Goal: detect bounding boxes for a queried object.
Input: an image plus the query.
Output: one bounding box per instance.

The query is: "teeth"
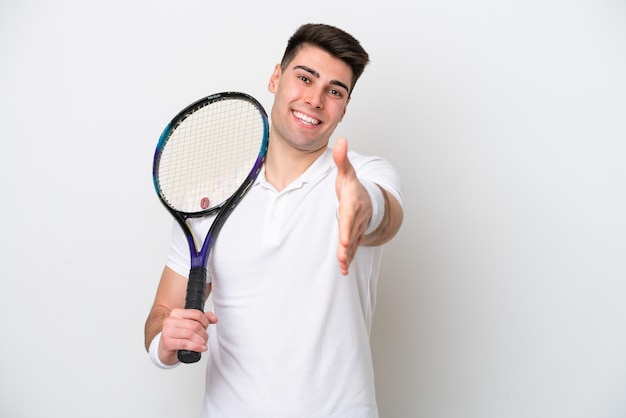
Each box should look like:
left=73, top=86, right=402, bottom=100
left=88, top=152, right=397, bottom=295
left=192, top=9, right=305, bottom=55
left=294, top=111, right=320, bottom=125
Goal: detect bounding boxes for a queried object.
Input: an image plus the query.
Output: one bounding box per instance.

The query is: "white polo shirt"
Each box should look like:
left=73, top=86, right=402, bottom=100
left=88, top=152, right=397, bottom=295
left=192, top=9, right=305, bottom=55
left=166, top=148, right=403, bottom=418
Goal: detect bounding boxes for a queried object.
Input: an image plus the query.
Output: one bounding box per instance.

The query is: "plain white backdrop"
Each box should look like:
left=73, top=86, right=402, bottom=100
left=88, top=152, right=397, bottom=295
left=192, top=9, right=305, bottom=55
left=1, top=1, right=625, bottom=417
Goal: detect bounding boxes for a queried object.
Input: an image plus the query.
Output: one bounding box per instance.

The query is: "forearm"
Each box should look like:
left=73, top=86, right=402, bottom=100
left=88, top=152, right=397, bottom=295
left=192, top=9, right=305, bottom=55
left=362, top=185, right=403, bottom=247
left=144, top=266, right=190, bottom=351
left=144, top=304, right=170, bottom=352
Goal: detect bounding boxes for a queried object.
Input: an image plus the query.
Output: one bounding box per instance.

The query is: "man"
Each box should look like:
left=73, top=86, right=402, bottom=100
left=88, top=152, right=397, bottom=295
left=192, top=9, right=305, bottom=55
left=145, top=23, right=404, bottom=417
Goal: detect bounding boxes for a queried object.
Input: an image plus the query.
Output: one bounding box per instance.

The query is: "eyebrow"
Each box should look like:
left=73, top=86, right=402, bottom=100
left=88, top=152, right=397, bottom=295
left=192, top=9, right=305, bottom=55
left=293, top=65, right=351, bottom=94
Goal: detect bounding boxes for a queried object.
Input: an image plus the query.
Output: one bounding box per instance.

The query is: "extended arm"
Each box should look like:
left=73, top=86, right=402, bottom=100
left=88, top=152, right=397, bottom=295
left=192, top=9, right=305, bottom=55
left=333, top=137, right=404, bottom=275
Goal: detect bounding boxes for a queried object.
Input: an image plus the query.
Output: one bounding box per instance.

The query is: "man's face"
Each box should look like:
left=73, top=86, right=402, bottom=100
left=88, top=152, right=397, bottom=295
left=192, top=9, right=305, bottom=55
left=267, top=44, right=353, bottom=154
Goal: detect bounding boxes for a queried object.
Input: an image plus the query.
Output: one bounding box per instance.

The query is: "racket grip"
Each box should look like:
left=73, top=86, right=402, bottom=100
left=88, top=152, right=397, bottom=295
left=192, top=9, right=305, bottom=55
left=178, top=266, right=207, bottom=364
left=184, top=266, right=207, bottom=311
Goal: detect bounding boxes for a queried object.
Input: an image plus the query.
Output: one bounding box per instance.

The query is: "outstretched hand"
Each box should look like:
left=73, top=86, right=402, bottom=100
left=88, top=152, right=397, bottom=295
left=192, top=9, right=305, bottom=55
left=333, top=137, right=372, bottom=275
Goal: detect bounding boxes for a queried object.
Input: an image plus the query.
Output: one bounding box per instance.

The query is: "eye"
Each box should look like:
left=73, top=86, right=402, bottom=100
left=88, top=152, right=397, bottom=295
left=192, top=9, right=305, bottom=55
left=298, top=75, right=311, bottom=84
left=328, top=89, right=343, bottom=98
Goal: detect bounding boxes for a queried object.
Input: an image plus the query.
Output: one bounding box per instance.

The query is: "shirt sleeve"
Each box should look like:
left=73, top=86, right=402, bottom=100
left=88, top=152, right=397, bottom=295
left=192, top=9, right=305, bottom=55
left=165, top=221, right=192, bottom=278
left=350, top=151, right=405, bottom=210
left=165, top=215, right=217, bottom=282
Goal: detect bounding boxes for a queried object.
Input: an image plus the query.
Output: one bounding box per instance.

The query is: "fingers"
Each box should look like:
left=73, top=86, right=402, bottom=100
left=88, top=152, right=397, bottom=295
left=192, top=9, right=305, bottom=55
left=161, top=308, right=218, bottom=356
left=333, top=137, right=372, bottom=275
left=336, top=210, right=367, bottom=275
left=336, top=231, right=364, bottom=275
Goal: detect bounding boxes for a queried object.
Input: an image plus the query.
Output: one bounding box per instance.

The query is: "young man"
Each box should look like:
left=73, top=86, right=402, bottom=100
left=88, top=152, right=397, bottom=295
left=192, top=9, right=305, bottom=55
left=145, top=23, right=404, bottom=417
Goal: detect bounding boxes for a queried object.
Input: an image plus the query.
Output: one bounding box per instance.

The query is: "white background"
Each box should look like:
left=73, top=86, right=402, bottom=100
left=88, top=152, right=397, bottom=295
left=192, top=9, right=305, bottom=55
left=1, top=1, right=625, bottom=417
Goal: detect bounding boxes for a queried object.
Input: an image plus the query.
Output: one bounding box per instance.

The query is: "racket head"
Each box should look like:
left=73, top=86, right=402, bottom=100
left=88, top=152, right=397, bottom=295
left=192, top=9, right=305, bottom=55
left=153, top=92, right=269, bottom=218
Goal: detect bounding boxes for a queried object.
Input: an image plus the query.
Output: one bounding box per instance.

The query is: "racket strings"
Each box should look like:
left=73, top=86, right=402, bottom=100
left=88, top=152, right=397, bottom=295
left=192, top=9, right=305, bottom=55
left=158, top=99, right=265, bottom=213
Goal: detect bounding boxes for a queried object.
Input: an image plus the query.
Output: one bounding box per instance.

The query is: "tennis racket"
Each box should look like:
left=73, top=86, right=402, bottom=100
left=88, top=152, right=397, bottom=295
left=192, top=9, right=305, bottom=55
left=153, top=91, right=269, bottom=363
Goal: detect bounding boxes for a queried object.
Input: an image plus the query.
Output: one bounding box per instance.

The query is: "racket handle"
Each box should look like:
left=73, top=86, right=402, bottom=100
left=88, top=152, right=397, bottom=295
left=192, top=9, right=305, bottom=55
left=178, top=266, right=207, bottom=364
left=184, top=266, right=207, bottom=311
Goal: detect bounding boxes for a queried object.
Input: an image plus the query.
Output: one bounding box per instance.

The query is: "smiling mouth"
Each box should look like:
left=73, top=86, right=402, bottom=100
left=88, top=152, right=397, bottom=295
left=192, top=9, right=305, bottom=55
left=293, top=111, right=320, bottom=126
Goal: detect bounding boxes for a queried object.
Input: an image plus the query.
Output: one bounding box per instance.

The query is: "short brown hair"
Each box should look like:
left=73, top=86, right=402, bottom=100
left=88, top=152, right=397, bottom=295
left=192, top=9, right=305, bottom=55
left=280, top=23, right=370, bottom=95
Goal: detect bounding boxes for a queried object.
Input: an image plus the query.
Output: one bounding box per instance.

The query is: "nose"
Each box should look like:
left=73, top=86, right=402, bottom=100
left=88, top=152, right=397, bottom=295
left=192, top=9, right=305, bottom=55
left=304, top=89, right=324, bottom=109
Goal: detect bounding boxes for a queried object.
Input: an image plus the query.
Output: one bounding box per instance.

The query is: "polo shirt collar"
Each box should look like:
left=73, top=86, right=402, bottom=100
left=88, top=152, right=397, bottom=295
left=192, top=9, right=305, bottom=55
left=256, top=147, right=334, bottom=191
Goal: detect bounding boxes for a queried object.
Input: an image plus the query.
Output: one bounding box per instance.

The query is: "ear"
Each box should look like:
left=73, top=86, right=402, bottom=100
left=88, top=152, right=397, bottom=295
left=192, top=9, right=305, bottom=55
left=267, top=64, right=282, bottom=94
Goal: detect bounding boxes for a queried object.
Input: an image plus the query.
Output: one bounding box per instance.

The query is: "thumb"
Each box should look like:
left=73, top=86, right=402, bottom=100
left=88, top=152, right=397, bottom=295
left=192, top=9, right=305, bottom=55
left=332, top=137, right=350, bottom=176
left=205, top=311, right=219, bottom=325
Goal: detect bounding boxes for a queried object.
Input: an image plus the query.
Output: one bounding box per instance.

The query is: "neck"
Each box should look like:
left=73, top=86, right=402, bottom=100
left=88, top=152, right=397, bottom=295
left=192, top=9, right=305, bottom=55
left=263, top=140, right=327, bottom=191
